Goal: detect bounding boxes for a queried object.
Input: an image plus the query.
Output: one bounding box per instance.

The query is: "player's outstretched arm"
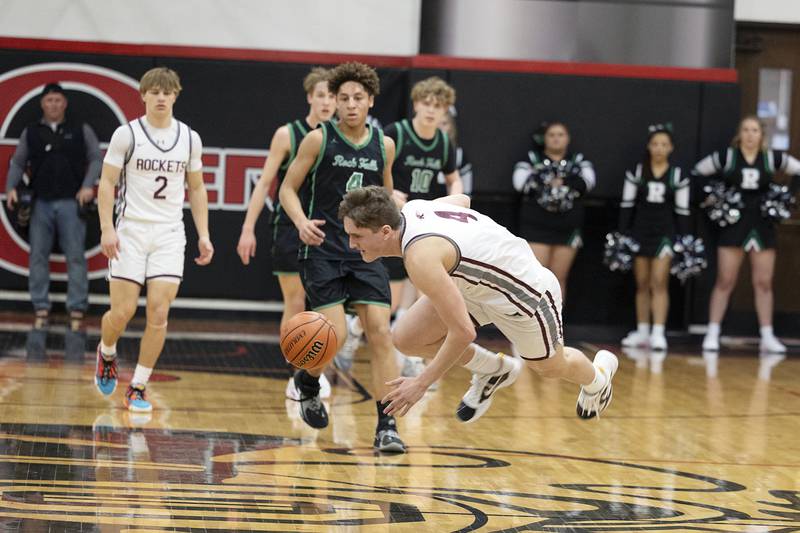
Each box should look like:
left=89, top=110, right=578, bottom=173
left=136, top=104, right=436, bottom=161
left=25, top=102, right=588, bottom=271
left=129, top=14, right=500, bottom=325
left=279, top=130, right=325, bottom=246
left=237, top=126, right=291, bottom=265
left=98, top=163, right=122, bottom=260
left=433, top=193, right=471, bottom=208
left=382, top=237, right=475, bottom=417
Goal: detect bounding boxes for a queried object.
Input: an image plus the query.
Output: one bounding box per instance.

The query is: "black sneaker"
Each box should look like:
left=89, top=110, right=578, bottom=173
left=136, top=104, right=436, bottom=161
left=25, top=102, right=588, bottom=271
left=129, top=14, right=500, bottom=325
left=291, top=371, right=329, bottom=429
left=374, top=417, right=406, bottom=453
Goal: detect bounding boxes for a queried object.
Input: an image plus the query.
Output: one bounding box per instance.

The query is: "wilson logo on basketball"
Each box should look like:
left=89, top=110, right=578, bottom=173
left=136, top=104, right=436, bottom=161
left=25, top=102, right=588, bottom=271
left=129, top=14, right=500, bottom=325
left=298, top=340, right=325, bottom=366
left=0, top=62, right=267, bottom=280
left=283, top=331, right=306, bottom=353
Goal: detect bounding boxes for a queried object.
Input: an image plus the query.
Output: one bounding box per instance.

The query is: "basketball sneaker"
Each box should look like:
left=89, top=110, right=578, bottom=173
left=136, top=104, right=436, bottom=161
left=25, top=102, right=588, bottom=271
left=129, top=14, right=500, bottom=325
left=374, top=417, right=405, bottom=453
left=124, top=384, right=152, bottom=413
left=285, top=373, right=331, bottom=399
left=94, top=343, right=118, bottom=396
left=621, top=330, right=649, bottom=348
left=649, top=333, right=667, bottom=351
left=401, top=355, right=425, bottom=378
left=576, top=350, right=618, bottom=419
left=333, top=332, right=359, bottom=372
left=289, top=370, right=329, bottom=429
left=456, top=354, right=522, bottom=424
left=702, top=332, right=720, bottom=351
left=759, top=335, right=786, bottom=354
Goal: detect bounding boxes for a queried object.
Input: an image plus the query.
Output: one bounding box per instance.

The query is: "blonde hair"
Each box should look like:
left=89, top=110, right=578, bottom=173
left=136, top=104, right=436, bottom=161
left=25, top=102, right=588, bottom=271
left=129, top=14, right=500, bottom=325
left=411, top=76, right=456, bottom=107
left=139, top=67, right=182, bottom=96
left=303, top=67, right=329, bottom=95
left=731, top=115, right=766, bottom=149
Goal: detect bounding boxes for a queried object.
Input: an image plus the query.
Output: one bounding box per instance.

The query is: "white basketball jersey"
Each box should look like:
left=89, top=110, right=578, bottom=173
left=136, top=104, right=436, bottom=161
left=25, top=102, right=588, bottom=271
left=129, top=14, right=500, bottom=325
left=118, top=118, right=192, bottom=223
left=400, top=199, right=548, bottom=311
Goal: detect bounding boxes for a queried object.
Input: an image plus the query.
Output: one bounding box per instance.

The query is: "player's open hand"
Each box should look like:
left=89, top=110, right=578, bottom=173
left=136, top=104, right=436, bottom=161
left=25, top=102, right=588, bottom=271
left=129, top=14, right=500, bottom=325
left=382, top=376, right=429, bottom=417
left=195, top=236, right=214, bottom=265
left=100, top=228, right=120, bottom=260
left=299, top=219, right=325, bottom=246
left=237, top=228, right=256, bottom=265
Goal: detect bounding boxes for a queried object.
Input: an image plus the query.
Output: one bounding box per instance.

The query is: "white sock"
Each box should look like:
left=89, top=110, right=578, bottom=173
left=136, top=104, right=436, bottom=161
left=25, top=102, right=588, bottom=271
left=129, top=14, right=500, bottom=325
left=637, top=322, right=650, bottom=335
left=131, top=365, right=153, bottom=388
left=760, top=325, right=774, bottom=339
left=651, top=324, right=665, bottom=337
left=706, top=323, right=721, bottom=338
left=463, top=344, right=504, bottom=374
left=100, top=341, right=117, bottom=359
left=394, top=308, right=406, bottom=321
left=582, top=365, right=608, bottom=395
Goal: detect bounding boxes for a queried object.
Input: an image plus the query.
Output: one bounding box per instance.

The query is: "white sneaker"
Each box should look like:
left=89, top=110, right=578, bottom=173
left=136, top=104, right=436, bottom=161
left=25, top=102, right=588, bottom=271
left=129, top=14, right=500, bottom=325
left=702, top=333, right=720, bottom=351
left=401, top=355, right=425, bottom=378
left=576, top=350, right=619, bottom=420
left=285, top=373, right=331, bottom=399
left=333, top=332, right=360, bottom=372
left=347, top=314, right=364, bottom=337
left=759, top=335, right=786, bottom=354
left=456, top=354, right=522, bottom=423
left=649, top=333, right=667, bottom=351
left=621, top=330, right=649, bottom=348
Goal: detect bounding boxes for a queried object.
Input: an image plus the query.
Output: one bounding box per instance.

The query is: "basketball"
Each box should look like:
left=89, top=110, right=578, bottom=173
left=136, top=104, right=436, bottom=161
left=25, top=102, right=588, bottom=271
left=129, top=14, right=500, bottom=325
left=280, top=311, right=338, bottom=370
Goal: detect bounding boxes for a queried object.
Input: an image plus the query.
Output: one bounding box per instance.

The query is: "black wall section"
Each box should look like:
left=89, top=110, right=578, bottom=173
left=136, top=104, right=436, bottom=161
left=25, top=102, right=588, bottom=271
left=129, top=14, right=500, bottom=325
left=0, top=50, right=739, bottom=328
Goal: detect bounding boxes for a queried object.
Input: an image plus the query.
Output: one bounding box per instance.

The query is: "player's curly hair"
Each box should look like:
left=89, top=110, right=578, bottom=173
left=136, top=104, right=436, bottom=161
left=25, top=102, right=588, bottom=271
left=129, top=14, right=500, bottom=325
left=339, top=186, right=402, bottom=230
left=328, top=62, right=381, bottom=96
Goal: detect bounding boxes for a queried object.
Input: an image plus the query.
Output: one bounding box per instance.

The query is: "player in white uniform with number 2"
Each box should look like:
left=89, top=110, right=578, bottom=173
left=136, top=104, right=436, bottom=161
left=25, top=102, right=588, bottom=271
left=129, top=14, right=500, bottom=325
left=95, top=67, right=213, bottom=413
left=339, top=185, right=618, bottom=421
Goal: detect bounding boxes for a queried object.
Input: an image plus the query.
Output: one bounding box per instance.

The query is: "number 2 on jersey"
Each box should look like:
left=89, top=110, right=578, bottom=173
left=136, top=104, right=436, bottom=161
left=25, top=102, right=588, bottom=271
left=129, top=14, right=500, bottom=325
left=345, top=172, right=364, bottom=192
left=153, top=175, right=168, bottom=199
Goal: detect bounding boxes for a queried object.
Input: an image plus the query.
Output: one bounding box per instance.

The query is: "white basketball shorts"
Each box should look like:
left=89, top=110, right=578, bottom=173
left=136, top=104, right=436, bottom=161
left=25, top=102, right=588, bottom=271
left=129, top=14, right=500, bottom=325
left=465, top=268, right=564, bottom=360
left=108, top=218, right=186, bottom=286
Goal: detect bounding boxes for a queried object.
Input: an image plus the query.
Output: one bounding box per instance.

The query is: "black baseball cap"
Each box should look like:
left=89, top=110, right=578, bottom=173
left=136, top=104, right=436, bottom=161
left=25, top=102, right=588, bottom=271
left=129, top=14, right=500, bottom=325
left=40, top=83, right=66, bottom=98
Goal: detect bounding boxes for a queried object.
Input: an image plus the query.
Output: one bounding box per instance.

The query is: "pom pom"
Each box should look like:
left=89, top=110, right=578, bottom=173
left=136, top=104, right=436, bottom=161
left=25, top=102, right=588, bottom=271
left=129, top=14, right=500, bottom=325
left=701, top=180, right=744, bottom=227
left=529, top=159, right=580, bottom=213
left=670, top=234, right=707, bottom=283
left=603, top=231, right=640, bottom=273
left=760, top=183, right=796, bottom=222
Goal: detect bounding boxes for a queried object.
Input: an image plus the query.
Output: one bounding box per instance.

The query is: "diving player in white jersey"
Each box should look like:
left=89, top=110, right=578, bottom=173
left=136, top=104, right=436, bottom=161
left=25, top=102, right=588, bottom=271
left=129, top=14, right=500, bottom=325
left=338, top=185, right=618, bottom=420
left=95, top=67, right=214, bottom=413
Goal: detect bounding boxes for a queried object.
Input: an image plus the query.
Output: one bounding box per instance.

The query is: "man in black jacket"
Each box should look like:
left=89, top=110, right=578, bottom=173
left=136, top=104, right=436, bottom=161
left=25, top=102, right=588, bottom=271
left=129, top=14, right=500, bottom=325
left=5, top=83, right=101, bottom=330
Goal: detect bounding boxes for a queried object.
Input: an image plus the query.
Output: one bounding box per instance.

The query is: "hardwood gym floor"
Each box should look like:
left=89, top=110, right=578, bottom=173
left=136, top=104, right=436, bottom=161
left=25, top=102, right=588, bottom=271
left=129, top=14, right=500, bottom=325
left=0, top=312, right=797, bottom=532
